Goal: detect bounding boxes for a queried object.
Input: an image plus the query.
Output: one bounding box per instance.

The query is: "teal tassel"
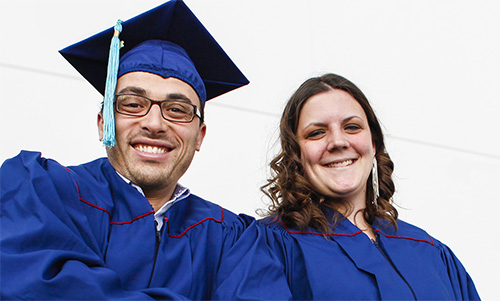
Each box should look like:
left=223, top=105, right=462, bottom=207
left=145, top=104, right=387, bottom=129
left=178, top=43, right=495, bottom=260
left=102, top=20, right=124, bottom=148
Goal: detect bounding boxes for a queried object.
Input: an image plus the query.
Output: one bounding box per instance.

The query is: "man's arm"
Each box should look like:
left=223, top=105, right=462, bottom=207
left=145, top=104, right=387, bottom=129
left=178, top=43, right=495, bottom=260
left=0, top=151, right=186, bottom=299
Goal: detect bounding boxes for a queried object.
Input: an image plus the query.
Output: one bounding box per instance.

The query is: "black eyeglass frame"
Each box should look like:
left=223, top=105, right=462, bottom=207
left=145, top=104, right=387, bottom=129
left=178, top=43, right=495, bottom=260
left=114, top=93, right=203, bottom=123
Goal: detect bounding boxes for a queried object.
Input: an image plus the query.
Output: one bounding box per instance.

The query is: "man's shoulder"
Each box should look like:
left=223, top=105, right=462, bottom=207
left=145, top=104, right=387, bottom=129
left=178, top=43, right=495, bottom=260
left=2, top=150, right=118, bottom=203
left=1, top=151, right=100, bottom=219
left=1, top=151, right=109, bottom=179
left=164, top=193, right=246, bottom=237
left=2, top=151, right=75, bottom=185
left=67, top=157, right=110, bottom=177
left=171, top=193, right=240, bottom=222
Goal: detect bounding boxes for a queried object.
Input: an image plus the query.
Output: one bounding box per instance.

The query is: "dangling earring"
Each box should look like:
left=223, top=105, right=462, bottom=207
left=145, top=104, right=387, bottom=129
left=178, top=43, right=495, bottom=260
left=372, top=156, right=380, bottom=206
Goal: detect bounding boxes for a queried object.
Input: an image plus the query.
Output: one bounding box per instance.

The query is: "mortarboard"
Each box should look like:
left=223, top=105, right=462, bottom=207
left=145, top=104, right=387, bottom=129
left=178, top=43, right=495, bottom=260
left=59, top=0, right=249, bottom=147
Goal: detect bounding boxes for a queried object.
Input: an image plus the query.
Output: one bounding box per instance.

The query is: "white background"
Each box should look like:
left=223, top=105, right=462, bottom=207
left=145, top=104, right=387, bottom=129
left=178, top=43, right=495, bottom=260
left=1, top=0, right=499, bottom=299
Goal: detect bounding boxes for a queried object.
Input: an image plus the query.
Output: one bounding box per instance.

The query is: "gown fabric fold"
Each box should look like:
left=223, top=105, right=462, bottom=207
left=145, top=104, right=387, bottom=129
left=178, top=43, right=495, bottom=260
left=215, top=212, right=480, bottom=300
left=1, top=151, right=250, bottom=299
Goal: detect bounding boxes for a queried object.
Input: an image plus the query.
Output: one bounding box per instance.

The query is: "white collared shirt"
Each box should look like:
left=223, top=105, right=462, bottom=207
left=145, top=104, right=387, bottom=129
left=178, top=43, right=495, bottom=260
left=116, top=172, right=190, bottom=231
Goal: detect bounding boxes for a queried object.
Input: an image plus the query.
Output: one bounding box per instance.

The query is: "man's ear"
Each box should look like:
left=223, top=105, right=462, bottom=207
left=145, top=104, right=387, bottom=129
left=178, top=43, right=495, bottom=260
left=196, top=123, right=207, bottom=152
left=97, top=112, right=104, bottom=141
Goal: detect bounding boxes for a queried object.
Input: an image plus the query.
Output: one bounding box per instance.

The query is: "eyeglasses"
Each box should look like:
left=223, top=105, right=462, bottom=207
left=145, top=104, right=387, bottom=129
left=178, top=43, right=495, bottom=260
left=115, top=94, right=202, bottom=123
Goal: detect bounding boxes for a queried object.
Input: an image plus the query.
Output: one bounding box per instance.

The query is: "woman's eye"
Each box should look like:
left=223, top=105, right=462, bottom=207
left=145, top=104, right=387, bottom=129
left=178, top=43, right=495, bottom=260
left=306, top=130, right=324, bottom=138
left=345, top=124, right=362, bottom=131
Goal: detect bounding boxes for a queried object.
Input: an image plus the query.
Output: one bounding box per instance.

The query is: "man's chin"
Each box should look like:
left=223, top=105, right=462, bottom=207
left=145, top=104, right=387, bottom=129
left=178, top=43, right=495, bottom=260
left=129, top=168, right=173, bottom=187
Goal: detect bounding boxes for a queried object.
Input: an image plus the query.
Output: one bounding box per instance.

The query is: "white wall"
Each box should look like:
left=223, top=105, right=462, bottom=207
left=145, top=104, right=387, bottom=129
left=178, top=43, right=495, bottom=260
left=1, top=0, right=498, bottom=298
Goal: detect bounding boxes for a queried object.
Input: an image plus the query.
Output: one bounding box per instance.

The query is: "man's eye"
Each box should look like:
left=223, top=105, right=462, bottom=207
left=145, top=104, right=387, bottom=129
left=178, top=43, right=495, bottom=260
left=168, top=107, right=188, bottom=113
left=123, top=102, right=142, bottom=108
left=117, top=95, right=148, bottom=113
left=164, top=103, right=190, bottom=114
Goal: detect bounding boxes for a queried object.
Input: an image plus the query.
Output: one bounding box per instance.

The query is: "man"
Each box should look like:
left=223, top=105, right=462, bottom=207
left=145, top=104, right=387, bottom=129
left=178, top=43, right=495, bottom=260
left=0, top=1, right=250, bottom=299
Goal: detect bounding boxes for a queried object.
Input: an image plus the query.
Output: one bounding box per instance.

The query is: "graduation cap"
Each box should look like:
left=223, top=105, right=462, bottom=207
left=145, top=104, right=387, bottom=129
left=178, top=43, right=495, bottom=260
left=59, top=0, right=249, bottom=147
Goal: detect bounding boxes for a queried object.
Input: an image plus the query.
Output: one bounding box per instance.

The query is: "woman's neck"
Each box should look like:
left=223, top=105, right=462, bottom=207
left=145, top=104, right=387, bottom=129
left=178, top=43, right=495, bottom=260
left=337, top=198, right=376, bottom=241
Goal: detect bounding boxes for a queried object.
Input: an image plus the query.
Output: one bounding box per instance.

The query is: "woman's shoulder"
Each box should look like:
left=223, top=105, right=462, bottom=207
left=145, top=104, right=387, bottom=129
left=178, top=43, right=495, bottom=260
left=258, top=216, right=289, bottom=235
left=258, top=216, right=327, bottom=240
left=390, top=219, right=434, bottom=241
left=374, top=218, right=442, bottom=247
left=389, top=219, right=480, bottom=299
left=377, top=218, right=457, bottom=253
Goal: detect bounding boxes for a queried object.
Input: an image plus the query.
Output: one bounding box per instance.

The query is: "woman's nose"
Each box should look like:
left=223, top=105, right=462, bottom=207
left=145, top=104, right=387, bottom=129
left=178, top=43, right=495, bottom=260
left=327, top=132, right=349, bottom=151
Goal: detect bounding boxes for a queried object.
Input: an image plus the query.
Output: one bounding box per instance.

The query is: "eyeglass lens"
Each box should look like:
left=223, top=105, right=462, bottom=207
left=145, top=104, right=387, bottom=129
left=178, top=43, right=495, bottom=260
left=116, top=94, right=196, bottom=122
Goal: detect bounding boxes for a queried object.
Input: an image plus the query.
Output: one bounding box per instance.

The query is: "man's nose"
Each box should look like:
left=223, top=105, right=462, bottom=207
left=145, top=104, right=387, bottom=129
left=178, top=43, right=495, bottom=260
left=141, top=104, right=167, bottom=133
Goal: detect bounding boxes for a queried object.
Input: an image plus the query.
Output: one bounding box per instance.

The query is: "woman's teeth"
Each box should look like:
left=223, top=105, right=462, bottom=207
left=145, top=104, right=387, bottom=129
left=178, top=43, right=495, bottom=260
left=326, top=159, right=354, bottom=168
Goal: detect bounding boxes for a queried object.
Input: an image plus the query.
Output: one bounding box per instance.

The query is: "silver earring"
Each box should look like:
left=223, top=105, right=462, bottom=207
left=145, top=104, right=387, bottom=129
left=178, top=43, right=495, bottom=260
left=372, top=157, right=380, bottom=206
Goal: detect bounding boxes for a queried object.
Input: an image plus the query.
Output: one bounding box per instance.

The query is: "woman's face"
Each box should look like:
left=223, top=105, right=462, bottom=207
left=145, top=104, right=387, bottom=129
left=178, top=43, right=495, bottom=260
left=296, top=89, right=375, bottom=205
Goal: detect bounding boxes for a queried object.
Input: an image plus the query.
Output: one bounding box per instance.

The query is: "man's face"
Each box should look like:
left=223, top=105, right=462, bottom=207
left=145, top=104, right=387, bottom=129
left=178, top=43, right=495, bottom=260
left=98, top=71, right=206, bottom=195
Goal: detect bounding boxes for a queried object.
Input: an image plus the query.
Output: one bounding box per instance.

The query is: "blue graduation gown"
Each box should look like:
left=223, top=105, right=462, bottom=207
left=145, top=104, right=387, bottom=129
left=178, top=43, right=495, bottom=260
left=1, top=151, right=250, bottom=299
left=215, top=214, right=480, bottom=300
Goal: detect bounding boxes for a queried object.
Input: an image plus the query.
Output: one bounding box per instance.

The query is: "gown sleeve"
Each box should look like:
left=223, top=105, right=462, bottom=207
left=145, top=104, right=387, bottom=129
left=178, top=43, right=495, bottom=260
left=213, top=219, right=293, bottom=300
left=0, top=151, right=187, bottom=300
left=435, top=238, right=480, bottom=300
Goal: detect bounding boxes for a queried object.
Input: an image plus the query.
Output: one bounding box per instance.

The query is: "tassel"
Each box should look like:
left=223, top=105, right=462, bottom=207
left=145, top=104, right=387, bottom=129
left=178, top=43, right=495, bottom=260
left=102, top=20, right=124, bottom=148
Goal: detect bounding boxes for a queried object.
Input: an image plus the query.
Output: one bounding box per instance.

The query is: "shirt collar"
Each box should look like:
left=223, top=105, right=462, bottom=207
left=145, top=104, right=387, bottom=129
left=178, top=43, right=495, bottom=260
left=115, top=172, right=146, bottom=196
left=115, top=171, right=191, bottom=230
left=154, top=184, right=190, bottom=220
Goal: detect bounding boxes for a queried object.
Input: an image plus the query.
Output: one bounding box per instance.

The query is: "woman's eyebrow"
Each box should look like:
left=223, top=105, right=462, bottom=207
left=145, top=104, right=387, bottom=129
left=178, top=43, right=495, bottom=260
left=302, top=115, right=364, bottom=129
left=343, top=115, right=363, bottom=123
left=303, top=122, right=328, bottom=128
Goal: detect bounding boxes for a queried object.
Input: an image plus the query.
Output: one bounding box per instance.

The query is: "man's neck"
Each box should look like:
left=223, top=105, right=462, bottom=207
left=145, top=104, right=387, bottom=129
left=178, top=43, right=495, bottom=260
left=143, top=185, right=176, bottom=212
left=115, top=171, right=177, bottom=212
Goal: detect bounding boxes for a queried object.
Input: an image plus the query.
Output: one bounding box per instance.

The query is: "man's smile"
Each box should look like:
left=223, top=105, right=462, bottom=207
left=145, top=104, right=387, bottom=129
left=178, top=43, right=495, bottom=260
left=133, top=144, right=171, bottom=154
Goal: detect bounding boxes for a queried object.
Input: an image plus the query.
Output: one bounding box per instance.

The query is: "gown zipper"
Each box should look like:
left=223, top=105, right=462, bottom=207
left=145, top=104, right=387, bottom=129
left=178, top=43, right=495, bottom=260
left=373, top=233, right=417, bottom=300
left=148, top=220, right=162, bottom=287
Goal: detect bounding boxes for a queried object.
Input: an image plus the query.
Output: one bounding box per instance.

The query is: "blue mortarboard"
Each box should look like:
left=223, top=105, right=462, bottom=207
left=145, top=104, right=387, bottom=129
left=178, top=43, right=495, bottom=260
left=59, top=0, right=249, bottom=147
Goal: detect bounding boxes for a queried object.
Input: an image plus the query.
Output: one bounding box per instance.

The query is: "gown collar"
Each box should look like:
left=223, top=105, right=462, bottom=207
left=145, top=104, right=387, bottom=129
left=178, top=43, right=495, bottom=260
left=265, top=207, right=432, bottom=244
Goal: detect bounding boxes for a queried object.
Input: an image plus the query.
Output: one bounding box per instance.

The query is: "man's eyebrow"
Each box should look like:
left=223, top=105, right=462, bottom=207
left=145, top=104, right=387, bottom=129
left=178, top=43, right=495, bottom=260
left=117, top=86, right=147, bottom=95
left=165, top=93, right=194, bottom=103
left=116, top=87, right=194, bottom=103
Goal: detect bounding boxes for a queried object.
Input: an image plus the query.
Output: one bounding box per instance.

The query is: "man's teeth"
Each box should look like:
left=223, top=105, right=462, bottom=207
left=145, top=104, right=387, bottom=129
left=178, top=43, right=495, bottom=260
left=135, top=145, right=167, bottom=154
left=327, top=160, right=354, bottom=168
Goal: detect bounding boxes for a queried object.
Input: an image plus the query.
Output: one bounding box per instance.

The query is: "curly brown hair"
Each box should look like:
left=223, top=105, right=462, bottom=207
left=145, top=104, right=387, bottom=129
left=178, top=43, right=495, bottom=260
left=262, top=73, right=397, bottom=233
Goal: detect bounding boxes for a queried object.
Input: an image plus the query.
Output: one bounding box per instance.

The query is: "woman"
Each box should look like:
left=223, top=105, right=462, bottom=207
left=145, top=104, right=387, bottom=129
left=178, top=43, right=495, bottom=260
left=214, top=73, right=479, bottom=300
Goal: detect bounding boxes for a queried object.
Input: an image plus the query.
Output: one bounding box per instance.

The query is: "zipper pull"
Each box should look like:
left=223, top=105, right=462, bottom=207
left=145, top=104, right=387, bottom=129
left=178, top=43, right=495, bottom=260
left=154, top=220, right=162, bottom=243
